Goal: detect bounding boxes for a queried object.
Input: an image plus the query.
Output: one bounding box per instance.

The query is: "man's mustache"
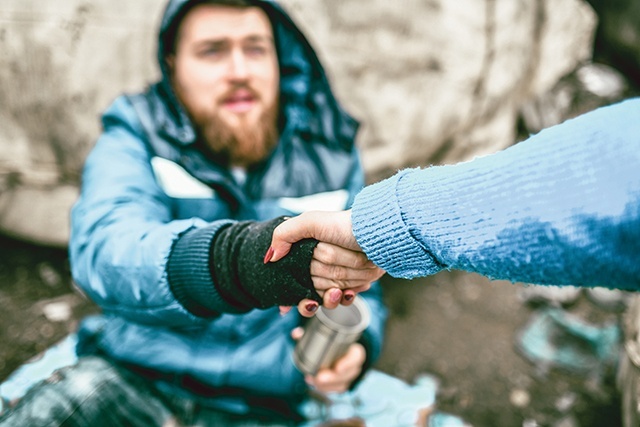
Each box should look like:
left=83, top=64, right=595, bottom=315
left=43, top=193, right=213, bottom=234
left=219, top=83, right=260, bottom=102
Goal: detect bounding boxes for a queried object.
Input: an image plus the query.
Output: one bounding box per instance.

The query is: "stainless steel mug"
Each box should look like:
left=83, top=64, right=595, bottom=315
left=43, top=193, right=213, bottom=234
left=293, top=295, right=371, bottom=376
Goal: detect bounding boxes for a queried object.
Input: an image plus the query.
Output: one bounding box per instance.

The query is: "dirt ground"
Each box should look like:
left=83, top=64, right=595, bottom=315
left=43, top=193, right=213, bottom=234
left=0, top=235, right=99, bottom=380
left=0, top=232, right=626, bottom=426
left=377, top=273, right=624, bottom=426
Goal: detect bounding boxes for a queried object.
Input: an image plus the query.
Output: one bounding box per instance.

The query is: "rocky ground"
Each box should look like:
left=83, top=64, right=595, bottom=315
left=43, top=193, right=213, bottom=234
left=377, top=272, right=625, bottom=426
left=0, top=232, right=628, bottom=426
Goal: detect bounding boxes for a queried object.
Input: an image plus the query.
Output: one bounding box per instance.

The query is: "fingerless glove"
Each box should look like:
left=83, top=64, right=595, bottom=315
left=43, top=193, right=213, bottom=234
left=210, top=217, right=322, bottom=311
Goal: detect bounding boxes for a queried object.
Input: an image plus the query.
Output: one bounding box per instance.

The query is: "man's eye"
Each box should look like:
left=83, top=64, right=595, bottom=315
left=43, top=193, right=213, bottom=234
left=200, top=47, right=223, bottom=57
left=246, top=45, right=267, bottom=56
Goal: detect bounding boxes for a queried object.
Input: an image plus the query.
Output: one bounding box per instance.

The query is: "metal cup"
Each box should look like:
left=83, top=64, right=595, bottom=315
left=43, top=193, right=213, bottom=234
left=293, top=295, right=371, bottom=376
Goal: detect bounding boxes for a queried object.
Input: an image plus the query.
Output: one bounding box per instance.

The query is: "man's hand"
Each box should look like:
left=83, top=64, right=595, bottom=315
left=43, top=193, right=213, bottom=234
left=310, top=241, right=383, bottom=297
left=278, top=241, right=383, bottom=316
left=292, top=327, right=366, bottom=393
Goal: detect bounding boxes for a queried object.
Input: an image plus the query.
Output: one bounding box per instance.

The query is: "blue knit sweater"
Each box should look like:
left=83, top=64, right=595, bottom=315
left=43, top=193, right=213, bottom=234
left=352, top=98, right=640, bottom=290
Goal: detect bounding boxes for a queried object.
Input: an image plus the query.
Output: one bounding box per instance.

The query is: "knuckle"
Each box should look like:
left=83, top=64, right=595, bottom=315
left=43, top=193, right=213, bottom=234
left=351, top=254, right=367, bottom=268
left=324, top=245, right=339, bottom=263
left=330, top=265, right=347, bottom=281
left=314, top=244, right=332, bottom=264
left=272, top=223, right=284, bottom=238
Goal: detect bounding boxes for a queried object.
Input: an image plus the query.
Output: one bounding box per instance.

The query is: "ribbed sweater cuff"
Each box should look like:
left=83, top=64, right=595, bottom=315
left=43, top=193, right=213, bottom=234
left=352, top=169, right=442, bottom=279
left=167, top=220, right=246, bottom=317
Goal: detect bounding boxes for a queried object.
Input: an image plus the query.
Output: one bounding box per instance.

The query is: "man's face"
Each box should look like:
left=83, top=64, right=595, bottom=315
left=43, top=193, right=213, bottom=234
left=169, top=4, right=280, bottom=166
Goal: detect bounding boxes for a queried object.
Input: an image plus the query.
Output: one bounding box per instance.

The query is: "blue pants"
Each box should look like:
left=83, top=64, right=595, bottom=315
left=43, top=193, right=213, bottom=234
left=0, top=356, right=296, bottom=427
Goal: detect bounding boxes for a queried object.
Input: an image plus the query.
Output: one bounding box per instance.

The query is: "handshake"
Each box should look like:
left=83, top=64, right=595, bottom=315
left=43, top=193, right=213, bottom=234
left=209, top=210, right=383, bottom=317
left=264, top=210, right=383, bottom=317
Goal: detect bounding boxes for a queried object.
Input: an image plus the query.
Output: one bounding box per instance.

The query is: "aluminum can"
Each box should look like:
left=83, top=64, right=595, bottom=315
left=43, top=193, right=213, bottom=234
left=293, top=295, right=370, bottom=376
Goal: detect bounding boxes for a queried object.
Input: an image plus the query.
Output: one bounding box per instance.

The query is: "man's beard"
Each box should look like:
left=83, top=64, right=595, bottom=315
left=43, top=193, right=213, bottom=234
left=195, top=99, right=279, bottom=168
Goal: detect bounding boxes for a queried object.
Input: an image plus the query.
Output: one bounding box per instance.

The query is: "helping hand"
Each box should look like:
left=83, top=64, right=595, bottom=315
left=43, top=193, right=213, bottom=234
left=268, top=210, right=362, bottom=260
left=269, top=211, right=384, bottom=317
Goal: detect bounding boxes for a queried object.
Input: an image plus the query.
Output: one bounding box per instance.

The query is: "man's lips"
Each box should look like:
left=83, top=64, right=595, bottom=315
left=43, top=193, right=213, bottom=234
left=222, top=89, right=257, bottom=113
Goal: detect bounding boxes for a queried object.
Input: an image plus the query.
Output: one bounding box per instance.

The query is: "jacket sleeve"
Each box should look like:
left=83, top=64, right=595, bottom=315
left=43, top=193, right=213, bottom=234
left=69, top=97, right=229, bottom=327
left=352, top=98, right=640, bottom=290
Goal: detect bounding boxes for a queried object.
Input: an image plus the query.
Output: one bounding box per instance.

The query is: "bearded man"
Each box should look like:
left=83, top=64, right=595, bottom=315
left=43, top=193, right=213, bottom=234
left=0, top=0, right=386, bottom=426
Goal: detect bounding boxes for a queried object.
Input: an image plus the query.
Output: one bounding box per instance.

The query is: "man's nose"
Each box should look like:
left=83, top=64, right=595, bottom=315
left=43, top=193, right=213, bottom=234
left=228, top=49, right=249, bottom=80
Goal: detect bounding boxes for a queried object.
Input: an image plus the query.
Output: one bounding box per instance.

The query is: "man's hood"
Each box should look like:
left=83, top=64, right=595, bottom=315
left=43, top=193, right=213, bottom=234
left=154, top=0, right=358, bottom=152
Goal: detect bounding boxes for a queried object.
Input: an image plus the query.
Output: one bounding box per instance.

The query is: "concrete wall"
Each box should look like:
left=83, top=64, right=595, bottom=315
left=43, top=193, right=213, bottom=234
left=0, top=0, right=596, bottom=246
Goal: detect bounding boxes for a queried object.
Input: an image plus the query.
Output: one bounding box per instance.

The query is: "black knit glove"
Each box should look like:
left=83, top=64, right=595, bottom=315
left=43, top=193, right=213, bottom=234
left=210, top=216, right=323, bottom=311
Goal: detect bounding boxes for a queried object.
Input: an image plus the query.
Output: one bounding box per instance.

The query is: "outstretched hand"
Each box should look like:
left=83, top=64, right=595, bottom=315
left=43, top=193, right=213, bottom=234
left=267, top=210, right=385, bottom=316
left=268, top=210, right=361, bottom=261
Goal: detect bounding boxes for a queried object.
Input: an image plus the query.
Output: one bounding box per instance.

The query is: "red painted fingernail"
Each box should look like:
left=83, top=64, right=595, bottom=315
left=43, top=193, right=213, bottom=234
left=263, top=247, right=274, bottom=264
left=305, top=303, right=318, bottom=313
left=344, top=293, right=354, bottom=302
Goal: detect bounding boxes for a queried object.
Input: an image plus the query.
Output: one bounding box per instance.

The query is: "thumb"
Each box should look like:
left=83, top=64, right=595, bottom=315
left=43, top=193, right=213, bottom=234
left=290, top=326, right=304, bottom=341
left=267, top=210, right=359, bottom=263
left=267, top=212, right=325, bottom=262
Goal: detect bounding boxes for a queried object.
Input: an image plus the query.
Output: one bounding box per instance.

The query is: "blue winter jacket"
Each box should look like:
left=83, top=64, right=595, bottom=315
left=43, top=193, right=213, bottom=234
left=69, top=0, right=386, bottom=419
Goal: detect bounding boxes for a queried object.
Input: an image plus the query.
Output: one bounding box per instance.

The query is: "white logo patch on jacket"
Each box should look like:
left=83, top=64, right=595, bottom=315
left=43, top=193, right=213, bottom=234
left=278, top=190, right=349, bottom=213
left=151, top=157, right=215, bottom=198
